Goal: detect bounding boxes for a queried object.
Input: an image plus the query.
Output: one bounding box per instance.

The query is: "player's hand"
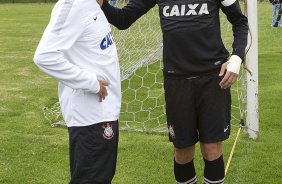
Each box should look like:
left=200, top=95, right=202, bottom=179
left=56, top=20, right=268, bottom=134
left=98, top=80, right=108, bottom=102
left=96, top=0, right=104, bottom=6
left=219, top=55, right=242, bottom=89
left=219, top=63, right=238, bottom=89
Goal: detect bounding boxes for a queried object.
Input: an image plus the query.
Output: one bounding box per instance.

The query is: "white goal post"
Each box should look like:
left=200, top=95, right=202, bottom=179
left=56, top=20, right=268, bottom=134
left=246, top=0, right=259, bottom=140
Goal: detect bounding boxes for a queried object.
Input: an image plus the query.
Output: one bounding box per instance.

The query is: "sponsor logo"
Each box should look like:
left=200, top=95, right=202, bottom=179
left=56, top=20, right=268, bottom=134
left=100, top=32, right=114, bottom=50
left=93, top=16, right=97, bottom=21
left=168, top=124, right=175, bottom=139
left=163, top=3, right=209, bottom=17
left=167, top=70, right=175, bottom=73
left=102, top=123, right=114, bottom=140
left=186, top=76, right=200, bottom=80
left=214, top=61, right=222, bottom=66
left=224, top=125, right=229, bottom=132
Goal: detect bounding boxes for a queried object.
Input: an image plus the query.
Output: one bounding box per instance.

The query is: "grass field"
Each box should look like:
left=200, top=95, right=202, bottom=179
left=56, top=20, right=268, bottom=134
left=0, top=2, right=282, bottom=184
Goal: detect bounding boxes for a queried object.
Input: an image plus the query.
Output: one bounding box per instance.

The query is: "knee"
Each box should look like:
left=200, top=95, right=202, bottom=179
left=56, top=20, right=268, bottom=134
left=174, top=145, right=195, bottom=164
left=200, top=142, right=223, bottom=161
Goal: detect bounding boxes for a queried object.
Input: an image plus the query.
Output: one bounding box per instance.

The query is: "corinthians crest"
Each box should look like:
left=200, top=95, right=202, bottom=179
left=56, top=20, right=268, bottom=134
left=102, top=123, right=114, bottom=140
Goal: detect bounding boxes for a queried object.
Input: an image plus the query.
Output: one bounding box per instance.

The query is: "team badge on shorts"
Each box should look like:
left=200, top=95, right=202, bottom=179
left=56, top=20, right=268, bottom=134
left=102, top=123, right=114, bottom=140
left=168, top=124, right=175, bottom=139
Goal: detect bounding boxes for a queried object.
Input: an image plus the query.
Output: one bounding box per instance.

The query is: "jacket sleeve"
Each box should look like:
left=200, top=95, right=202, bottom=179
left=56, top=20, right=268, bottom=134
left=219, top=0, right=248, bottom=62
left=101, top=0, right=156, bottom=30
left=34, top=3, right=100, bottom=94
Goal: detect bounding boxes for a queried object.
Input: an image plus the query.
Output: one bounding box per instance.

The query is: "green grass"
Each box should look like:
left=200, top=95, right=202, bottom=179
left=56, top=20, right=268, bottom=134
left=0, top=2, right=282, bottom=184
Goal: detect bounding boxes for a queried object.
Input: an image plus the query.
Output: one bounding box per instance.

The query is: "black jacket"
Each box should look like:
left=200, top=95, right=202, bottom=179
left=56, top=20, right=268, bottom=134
left=269, top=0, right=282, bottom=4
left=102, top=0, right=248, bottom=77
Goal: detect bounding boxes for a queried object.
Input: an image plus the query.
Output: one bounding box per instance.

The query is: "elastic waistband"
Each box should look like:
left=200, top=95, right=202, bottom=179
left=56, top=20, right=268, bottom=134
left=163, top=68, right=221, bottom=80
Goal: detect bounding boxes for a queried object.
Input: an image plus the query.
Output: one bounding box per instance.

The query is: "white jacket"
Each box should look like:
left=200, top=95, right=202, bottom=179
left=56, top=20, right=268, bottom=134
left=34, top=0, right=121, bottom=127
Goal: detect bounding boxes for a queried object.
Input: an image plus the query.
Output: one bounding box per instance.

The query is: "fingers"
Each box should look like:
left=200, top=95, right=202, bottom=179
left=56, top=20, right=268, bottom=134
left=98, top=94, right=103, bottom=102
left=98, top=80, right=109, bottom=102
left=100, top=80, right=109, bottom=86
left=219, top=62, right=228, bottom=77
left=219, top=71, right=238, bottom=89
left=98, top=87, right=107, bottom=102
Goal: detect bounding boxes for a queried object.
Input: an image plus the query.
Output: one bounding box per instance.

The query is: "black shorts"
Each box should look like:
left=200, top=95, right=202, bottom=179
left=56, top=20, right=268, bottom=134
left=164, top=73, right=231, bottom=149
left=68, top=121, right=119, bottom=184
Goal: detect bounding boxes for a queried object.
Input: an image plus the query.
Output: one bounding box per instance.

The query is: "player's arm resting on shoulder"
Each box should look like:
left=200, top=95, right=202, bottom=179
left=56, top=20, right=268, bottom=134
left=100, top=0, right=156, bottom=30
left=34, top=4, right=101, bottom=95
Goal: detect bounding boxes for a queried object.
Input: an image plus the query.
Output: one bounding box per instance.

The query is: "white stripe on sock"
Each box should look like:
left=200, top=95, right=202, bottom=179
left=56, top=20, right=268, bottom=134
left=177, top=176, right=197, bottom=184
left=190, top=178, right=197, bottom=184
left=204, top=177, right=225, bottom=184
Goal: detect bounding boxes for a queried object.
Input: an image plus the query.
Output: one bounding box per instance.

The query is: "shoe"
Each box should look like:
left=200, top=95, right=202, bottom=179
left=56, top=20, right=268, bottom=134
left=273, top=23, right=279, bottom=27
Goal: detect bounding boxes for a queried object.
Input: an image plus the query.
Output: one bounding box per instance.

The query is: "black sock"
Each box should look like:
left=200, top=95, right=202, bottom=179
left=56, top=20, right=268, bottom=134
left=203, top=155, right=225, bottom=184
left=174, top=158, right=197, bottom=183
